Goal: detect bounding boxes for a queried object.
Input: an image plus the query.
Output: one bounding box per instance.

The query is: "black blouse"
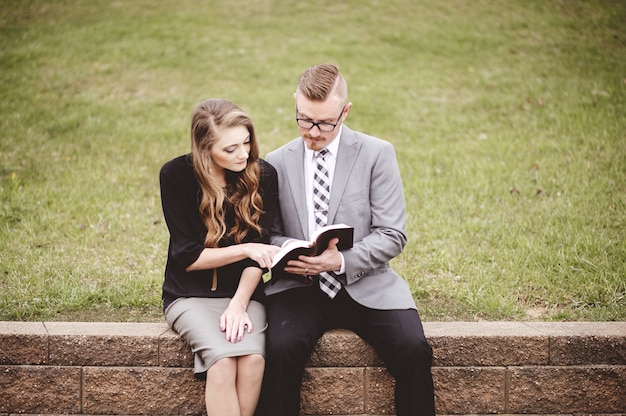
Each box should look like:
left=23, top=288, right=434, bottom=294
left=159, top=154, right=278, bottom=311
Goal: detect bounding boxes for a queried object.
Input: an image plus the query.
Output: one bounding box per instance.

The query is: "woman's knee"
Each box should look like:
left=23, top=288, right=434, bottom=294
left=239, top=353, right=265, bottom=371
left=207, top=357, right=237, bottom=384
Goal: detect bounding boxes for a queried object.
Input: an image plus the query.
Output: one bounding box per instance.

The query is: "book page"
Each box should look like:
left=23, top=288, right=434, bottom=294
left=270, top=239, right=311, bottom=268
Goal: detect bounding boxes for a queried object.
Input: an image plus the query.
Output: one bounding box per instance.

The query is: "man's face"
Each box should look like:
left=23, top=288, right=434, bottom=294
left=295, top=94, right=349, bottom=152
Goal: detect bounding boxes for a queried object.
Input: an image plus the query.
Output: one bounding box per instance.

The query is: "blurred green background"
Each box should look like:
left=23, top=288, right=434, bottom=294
left=1, top=0, right=624, bottom=321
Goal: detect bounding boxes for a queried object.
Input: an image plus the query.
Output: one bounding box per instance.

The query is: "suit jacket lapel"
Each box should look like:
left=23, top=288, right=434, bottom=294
left=283, top=139, right=309, bottom=239
left=328, top=126, right=360, bottom=224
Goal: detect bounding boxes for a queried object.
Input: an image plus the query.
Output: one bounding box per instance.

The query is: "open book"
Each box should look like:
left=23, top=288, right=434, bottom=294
left=270, top=224, right=354, bottom=281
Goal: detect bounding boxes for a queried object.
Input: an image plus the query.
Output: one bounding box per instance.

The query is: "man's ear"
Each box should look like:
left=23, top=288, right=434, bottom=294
left=343, top=102, right=353, bottom=119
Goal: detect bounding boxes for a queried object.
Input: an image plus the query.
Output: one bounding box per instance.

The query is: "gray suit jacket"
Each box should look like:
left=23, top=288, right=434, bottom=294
left=265, top=125, right=417, bottom=310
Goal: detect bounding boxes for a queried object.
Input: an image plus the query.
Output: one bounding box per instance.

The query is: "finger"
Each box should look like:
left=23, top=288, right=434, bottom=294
left=219, top=313, right=227, bottom=332
left=288, top=258, right=314, bottom=268
left=262, top=253, right=273, bottom=268
left=284, top=265, right=310, bottom=275
left=229, top=324, right=240, bottom=343
left=236, top=321, right=247, bottom=342
left=225, top=317, right=235, bottom=342
left=327, top=237, right=339, bottom=249
left=228, top=314, right=243, bottom=342
left=256, top=257, right=267, bottom=269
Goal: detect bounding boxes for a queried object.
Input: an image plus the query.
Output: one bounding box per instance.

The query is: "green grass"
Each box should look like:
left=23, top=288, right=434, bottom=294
left=1, top=0, right=624, bottom=322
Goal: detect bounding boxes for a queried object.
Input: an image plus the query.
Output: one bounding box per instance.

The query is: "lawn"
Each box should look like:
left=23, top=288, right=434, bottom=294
left=0, top=0, right=624, bottom=321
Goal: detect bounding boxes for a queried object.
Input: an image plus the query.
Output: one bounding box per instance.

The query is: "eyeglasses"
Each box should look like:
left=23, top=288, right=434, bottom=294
left=296, top=105, right=346, bottom=132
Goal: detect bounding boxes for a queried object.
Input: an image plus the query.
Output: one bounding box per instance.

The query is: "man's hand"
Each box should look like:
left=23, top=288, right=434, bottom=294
left=285, top=238, right=342, bottom=276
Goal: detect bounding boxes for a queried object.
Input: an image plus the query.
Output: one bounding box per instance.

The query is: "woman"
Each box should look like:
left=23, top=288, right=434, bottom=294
left=159, top=98, right=280, bottom=416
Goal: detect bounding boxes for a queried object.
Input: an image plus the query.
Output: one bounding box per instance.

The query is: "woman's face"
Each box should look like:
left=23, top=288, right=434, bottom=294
left=210, top=125, right=251, bottom=177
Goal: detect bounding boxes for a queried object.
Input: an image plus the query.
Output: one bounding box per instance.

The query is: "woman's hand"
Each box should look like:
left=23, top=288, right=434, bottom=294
left=220, top=300, right=252, bottom=343
left=243, top=243, right=281, bottom=269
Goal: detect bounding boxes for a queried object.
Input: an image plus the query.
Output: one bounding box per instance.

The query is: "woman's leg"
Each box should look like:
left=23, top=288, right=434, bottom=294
left=205, top=357, right=240, bottom=416
left=235, top=354, right=265, bottom=416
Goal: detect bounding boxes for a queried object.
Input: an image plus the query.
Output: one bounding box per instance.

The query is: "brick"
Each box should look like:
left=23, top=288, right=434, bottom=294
left=426, top=322, right=549, bottom=366
left=308, top=329, right=381, bottom=367
left=0, top=321, right=47, bottom=365
left=0, top=365, right=81, bottom=414
left=2, top=321, right=626, bottom=416
left=525, top=322, right=626, bottom=365
left=83, top=366, right=204, bottom=415
left=432, top=367, right=506, bottom=414
left=301, top=367, right=364, bottom=415
left=46, top=322, right=165, bottom=366
left=508, top=365, right=626, bottom=413
left=550, top=335, right=626, bottom=365
left=366, top=366, right=395, bottom=415
left=159, top=327, right=193, bottom=367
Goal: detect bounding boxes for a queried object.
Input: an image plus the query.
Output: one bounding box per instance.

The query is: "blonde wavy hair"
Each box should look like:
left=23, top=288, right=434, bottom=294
left=190, top=98, right=263, bottom=247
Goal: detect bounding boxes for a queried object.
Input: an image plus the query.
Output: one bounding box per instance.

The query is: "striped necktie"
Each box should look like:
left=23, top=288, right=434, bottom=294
left=313, top=148, right=342, bottom=298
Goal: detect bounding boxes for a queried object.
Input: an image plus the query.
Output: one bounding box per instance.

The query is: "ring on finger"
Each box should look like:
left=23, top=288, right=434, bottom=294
left=305, top=268, right=309, bottom=273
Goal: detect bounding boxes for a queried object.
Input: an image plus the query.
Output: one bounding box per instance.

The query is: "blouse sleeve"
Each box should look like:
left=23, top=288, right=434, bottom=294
left=258, top=159, right=279, bottom=244
left=159, top=157, right=206, bottom=269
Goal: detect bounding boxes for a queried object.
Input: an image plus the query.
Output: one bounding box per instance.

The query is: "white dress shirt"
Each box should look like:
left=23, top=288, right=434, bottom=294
left=303, top=125, right=345, bottom=274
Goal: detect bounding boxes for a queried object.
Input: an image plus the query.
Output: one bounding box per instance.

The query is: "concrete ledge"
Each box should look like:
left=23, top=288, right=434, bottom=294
left=1, top=321, right=625, bottom=415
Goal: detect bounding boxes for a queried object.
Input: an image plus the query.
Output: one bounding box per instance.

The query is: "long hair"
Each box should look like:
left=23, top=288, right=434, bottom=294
left=190, top=98, right=263, bottom=247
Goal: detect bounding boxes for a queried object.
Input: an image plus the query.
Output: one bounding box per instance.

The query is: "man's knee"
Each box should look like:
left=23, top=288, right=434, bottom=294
left=408, top=330, right=432, bottom=357
left=387, top=332, right=433, bottom=371
left=266, top=329, right=315, bottom=361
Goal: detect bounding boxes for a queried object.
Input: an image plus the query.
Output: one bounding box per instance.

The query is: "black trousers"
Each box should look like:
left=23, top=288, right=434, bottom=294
left=255, top=284, right=435, bottom=416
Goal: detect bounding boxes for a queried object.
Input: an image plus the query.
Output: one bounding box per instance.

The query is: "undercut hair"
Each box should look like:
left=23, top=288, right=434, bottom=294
left=296, top=63, right=348, bottom=104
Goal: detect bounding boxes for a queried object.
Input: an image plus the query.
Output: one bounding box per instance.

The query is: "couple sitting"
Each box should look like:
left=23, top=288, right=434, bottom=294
left=159, top=63, right=435, bottom=416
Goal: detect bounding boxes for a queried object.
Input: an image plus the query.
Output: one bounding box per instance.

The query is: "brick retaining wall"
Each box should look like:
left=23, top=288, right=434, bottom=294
left=1, top=321, right=625, bottom=415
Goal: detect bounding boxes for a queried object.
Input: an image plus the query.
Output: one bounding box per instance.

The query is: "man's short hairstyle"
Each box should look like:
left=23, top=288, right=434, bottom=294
left=296, top=63, right=348, bottom=103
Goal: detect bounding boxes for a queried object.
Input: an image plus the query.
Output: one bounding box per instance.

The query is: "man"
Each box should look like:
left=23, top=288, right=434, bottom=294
left=257, top=64, right=435, bottom=416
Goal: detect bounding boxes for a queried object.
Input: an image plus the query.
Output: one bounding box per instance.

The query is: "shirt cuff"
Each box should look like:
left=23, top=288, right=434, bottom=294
left=336, top=252, right=346, bottom=274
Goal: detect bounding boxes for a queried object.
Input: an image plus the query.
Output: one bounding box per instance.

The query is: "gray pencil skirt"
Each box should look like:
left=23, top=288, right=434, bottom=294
left=164, top=297, right=267, bottom=379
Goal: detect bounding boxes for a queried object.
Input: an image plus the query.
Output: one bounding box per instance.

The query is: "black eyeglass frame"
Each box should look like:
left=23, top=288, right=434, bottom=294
left=295, top=105, right=346, bottom=132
